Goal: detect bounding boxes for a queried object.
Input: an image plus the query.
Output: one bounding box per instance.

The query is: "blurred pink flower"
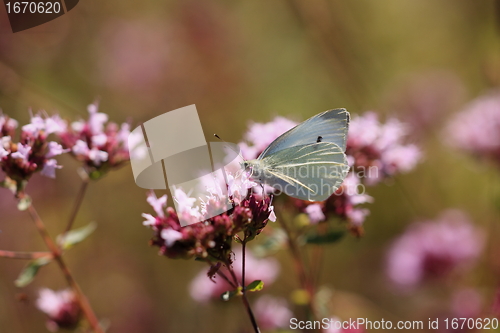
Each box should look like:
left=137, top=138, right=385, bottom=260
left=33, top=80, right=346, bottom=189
left=0, top=113, right=68, bottom=189
left=387, top=71, right=465, bottom=137
left=36, top=288, right=81, bottom=332
left=0, top=113, right=18, bottom=136
left=189, top=248, right=279, bottom=302
left=254, top=295, right=292, bottom=330
left=97, top=19, right=170, bottom=93
left=326, top=317, right=365, bottom=333
left=239, top=116, right=298, bottom=159
left=305, top=203, right=325, bottom=224
left=10, top=143, right=31, bottom=161
left=444, top=91, right=500, bottom=165
left=45, top=142, right=69, bottom=159
left=57, top=102, right=139, bottom=177
left=347, top=112, right=422, bottom=185
left=386, top=210, right=485, bottom=289
left=451, top=288, right=483, bottom=318
left=22, top=113, right=66, bottom=136
left=146, top=191, right=167, bottom=218
left=41, top=159, right=62, bottom=178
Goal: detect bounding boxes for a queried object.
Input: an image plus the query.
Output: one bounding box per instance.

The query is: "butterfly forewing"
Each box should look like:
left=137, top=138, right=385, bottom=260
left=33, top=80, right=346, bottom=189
left=258, top=108, right=350, bottom=159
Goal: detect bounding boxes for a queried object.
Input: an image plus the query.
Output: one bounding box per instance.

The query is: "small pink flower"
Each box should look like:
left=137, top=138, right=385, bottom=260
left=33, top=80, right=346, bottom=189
left=36, top=288, right=81, bottom=332
left=305, top=203, right=326, bottom=224
left=22, top=113, right=67, bottom=136
left=386, top=210, right=485, bottom=289
left=0, top=113, right=18, bottom=136
left=226, top=172, right=256, bottom=203
left=444, top=91, right=500, bottom=165
left=173, top=187, right=197, bottom=210
left=41, top=159, right=62, bottom=178
left=0, top=145, right=8, bottom=159
left=91, top=133, right=108, bottom=147
left=141, top=213, right=157, bottom=227
left=160, top=228, right=183, bottom=247
left=254, top=295, right=292, bottom=330
left=146, top=191, right=167, bottom=218
left=45, top=142, right=69, bottom=159
left=87, top=148, right=108, bottom=166
left=87, top=103, right=108, bottom=135
left=72, top=140, right=89, bottom=156
left=10, top=143, right=31, bottom=161
left=44, top=114, right=67, bottom=134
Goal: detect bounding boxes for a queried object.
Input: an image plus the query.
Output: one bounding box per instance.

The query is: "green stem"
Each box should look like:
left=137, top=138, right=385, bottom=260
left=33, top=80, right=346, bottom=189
left=60, top=176, right=89, bottom=246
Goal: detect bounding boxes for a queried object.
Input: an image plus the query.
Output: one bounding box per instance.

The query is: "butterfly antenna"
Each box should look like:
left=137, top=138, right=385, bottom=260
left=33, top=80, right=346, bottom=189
left=213, top=133, right=246, bottom=162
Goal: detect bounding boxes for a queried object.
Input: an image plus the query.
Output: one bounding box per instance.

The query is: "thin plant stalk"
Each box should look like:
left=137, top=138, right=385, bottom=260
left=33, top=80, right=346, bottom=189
left=241, top=240, right=261, bottom=333
left=26, top=202, right=104, bottom=333
left=60, top=175, right=90, bottom=245
left=221, top=243, right=261, bottom=333
left=276, top=209, right=319, bottom=323
left=0, top=250, right=52, bottom=260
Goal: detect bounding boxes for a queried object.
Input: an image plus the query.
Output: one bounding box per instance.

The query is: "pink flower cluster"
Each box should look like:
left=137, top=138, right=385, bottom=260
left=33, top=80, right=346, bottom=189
left=386, top=210, right=484, bottom=289
left=189, top=248, right=279, bottom=302
left=1, top=103, right=138, bottom=195
left=444, top=91, right=500, bottom=166
left=0, top=113, right=68, bottom=193
left=347, top=112, right=422, bottom=185
left=57, top=102, right=137, bottom=178
left=142, top=187, right=275, bottom=260
left=36, top=288, right=81, bottom=332
left=253, top=295, right=293, bottom=330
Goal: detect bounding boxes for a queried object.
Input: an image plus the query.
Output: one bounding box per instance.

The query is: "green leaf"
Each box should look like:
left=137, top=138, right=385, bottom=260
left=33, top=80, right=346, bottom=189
left=57, top=222, right=97, bottom=250
left=15, top=256, right=51, bottom=287
left=17, top=195, right=32, bottom=211
left=220, top=287, right=242, bottom=301
left=246, top=280, right=264, bottom=292
left=305, top=230, right=345, bottom=245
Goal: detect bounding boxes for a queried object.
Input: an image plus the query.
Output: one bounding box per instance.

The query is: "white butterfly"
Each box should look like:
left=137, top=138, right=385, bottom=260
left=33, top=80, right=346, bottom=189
left=244, top=109, right=350, bottom=201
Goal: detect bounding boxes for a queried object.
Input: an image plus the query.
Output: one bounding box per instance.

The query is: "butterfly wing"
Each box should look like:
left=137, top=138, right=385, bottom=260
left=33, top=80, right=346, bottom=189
left=255, top=142, right=349, bottom=201
left=258, top=108, right=350, bottom=159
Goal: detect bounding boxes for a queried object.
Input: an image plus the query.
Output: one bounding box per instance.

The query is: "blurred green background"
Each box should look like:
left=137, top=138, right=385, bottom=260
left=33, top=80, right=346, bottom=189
left=0, top=1, right=499, bottom=332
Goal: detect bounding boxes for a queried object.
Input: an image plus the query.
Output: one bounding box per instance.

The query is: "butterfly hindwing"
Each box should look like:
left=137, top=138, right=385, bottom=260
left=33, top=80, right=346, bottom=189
left=255, top=142, right=349, bottom=201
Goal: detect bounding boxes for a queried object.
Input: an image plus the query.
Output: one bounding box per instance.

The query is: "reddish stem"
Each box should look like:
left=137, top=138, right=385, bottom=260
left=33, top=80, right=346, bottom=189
left=0, top=250, right=52, bottom=260
left=26, top=203, right=104, bottom=333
